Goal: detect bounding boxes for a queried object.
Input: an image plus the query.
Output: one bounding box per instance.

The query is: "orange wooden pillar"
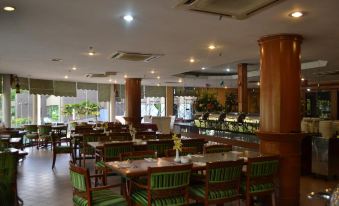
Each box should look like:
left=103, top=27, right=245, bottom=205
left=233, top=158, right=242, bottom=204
left=238, top=63, right=248, bottom=113
left=257, top=34, right=304, bottom=206
left=124, top=78, right=142, bottom=126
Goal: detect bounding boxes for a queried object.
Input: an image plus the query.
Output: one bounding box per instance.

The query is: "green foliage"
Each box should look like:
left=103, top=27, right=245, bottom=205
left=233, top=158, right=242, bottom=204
left=11, top=117, right=30, bottom=126
left=62, top=101, right=100, bottom=120
left=194, top=91, right=223, bottom=112
left=225, top=92, right=237, bottom=113
left=47, top=105, right=59, bottom=121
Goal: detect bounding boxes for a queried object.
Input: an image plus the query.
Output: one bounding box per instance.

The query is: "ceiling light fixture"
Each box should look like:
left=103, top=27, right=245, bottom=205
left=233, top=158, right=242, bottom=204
left=189, top=58, right=195, bottom=63
left=109, top=79, right=112, bottom=82
left=64, top=75, right=69, bottom=79
left=290, top=11, right=304, bottom=18
left=307, top=88, right=311, bottom=92
left=301, top=77, right=305, bottom=81
left=3, top=6, right=15, bottom=12
left=157, top=76, right=160, bottom=79
left=201, top=67, right=206, bottom=70
left=124, top=74, right=128, bottom=78
left=72, top=66, right=77, bottom=71
left=208, top=45, right=216, bottom=50
left=224, top=86, right=228, bottom=89
left=226, top=68, right=230, bottom=72
left=178, top=78, right=183, bottom=83
left=257, top=82, right=260, bottom=86
left=123, top=15, right=134, bottom=22
left=157, top=83, right=160, bottom=87
left=51, top=58, right=62, bottom=62
left=114, top=80, right=117, bottom=84
left=88, top=46, right=95, bottom=56
left=150, top=70, right=155, bottom=74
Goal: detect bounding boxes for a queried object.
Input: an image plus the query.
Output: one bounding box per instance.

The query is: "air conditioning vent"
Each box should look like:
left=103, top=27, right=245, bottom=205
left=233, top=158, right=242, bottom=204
left=85, top=72, right=117, bottom=78
left=111, top=51, right=163, bottom=62
left=175, top=0, right=282, bottom=20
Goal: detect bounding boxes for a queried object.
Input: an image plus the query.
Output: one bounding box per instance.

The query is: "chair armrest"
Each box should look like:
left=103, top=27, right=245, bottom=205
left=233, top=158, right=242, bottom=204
left=131, top=179, right=148, bottom=190
left=90, top=184, right=121, bottom=191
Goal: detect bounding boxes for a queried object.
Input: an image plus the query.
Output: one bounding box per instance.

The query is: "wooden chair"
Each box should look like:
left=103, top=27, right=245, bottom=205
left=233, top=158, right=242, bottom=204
left=24, top=124, right=38, bottom=148
left=69, top=162, right=127, bottom=206
left=204, top=144, right=232, bottom=154
left=146, top=139, right=173, bottom=157
left=135, top=131, right=157, bottom=140
left=95, top=142, right=134, bottom=185
left=108, top=132, right=132, bottom=141
left=189, top=159, right=244, bottom=206
left=37, top=125, right=52, bottom=149
left=182, top=138, right=205, bottom=153
left=131, top=164, right=192, bottom=206
left=120, top=150, right=156, bottom=161
left=51, top=134, right=74, bottom=169
left=81, top=133, right=107, bottom=166
left=242, top=156, right=279, bottom=206
left=0, top=151, right=23, bottom=206
left=156, top=133, right=173, bottom=140
left=165, top=147, right=197, bottom=157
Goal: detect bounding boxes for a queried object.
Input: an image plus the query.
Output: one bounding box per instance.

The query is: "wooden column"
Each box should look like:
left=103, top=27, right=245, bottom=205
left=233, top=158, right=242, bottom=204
left=165, top=86, right=174, bottom=116
left=238, top=63, right=248, bottom=113
left=124, top=78, right=142, bottom=126
left=331, top=90, right=338, bottom=120
left=257, top=34, right=303, bottom=206
left=2, top=74, right=11, bottom=127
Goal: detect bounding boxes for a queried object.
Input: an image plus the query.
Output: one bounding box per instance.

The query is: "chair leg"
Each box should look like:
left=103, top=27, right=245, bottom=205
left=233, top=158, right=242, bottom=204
left=246, top=195, right=251, bottom=206
left=271, top=192, right=276, bottom=206
left=52, top=152, right=56, bottom=169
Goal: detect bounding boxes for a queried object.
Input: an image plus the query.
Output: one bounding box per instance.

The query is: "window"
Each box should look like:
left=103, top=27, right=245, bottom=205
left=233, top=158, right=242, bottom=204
left=174, top=96, right=196, bottom=120
left=141, top=97, right=165, bottom=117
left=12, top=90, right=33, bottom=127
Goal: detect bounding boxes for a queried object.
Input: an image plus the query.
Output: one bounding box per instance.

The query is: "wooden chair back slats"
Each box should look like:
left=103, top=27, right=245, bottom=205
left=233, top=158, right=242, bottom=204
left=120, top=150, right=156, bottom=161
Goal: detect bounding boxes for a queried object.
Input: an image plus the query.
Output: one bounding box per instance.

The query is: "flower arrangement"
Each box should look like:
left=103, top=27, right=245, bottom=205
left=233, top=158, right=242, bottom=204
left=194, top=91, right=223, bottom=113
left=129, top=124, right=137, bottom=140
left=103, top=122, right=109, bottom=129
left=172, top=134, right=182, bottom=152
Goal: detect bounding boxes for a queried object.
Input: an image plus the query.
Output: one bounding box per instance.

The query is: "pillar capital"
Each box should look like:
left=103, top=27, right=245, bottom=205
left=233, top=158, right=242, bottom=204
left=258, top=33, right=303, bottom=44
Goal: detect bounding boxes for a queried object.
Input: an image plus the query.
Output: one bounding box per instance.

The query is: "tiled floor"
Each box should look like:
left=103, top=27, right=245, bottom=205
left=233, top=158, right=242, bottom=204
left=16, top=147, right=338, bottom=206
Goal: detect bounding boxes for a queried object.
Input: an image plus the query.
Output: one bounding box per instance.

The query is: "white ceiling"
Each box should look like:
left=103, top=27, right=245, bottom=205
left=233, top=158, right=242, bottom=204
left=0, top=0, right=339, bottom=88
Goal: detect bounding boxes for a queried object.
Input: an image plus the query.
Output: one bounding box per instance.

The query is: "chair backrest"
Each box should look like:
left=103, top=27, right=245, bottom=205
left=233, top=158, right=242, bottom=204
left=157, top=133, right=172, bottom=140
left=245, top=156, right=279, bottom=193
left=38, top=125, right=52, bottom=135
left=120, top=150, right=156, bottom=161
left=136, top=131, right=157, bottom=140
left=83, top=133, right=107, bottom=143
left=109, top=132, right=131, bottom=141
left=204, top=160, right=244, bottom=200
left=69, top=162, right=92, bottom=205
left=166, top=147, right=197, bottom=157
left=146, top=164, right=192, bottom=206
left=204, top=144, right=232, bottom=154
left=0, top=138, right=10, bottom=149
left=0, top=152, right=18, bottom=206
left=24, top=124, right=38, bottom=133
left=182, top=138, right=205, bottom=153
left=103, top=142, right=134, bottom=161
left=147, top=140, right=173, bottom=157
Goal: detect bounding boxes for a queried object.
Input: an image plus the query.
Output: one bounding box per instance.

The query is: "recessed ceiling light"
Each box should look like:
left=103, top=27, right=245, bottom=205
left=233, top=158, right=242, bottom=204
left=109, top=79, right=112, bottom=82
left=64, top=75, right=69, bottom=79
left=157, top=83, right=160, bottom=87
left=208, top=45, right=216, bottom=50
left=307, top=88, right=311, bottom=92
left=224, top=86, right=228, bottom=89
left=301, top=77, right=305, bottom=81
left=226, top=68, right=230, bottom=72
left=123, top=15, right=134, bottom=22
left=290, top=11, right=304, bottom=18
left=178, top=78, right=183, bottom=83
left=189, top=58, right=195, bottom=63
left=88, top=46, right=95, bottom=56
left=157, top=76, right=160, bottom=79
left=150, top=70, right=155, bottom=74
left=124, top=74, right=128, bottom=78
left=114, top=80, right=117, bottom=84
left=201, top=67, right=206, bottom=70
left=257, top=82, right=260, bottom=86
left=72, top=66, right=77, bottom=71
left=3, top=6, right=15, bottom=12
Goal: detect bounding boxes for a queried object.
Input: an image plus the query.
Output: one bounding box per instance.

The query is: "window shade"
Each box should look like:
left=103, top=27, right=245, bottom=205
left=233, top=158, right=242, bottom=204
left=54, top=81, right=76, bottom=97
left=11, top=77, right=29, bottom=90
left=145, top=86, right=166, bottom=97
left=174, top=87, right=197, bottom=97
left=29, top=79, right=54, bottom=95
left=77, top=82, right=98, bottom=90
left=0, top=74, right=3, bottom=94
left=98, top=84, right=111, bottom=102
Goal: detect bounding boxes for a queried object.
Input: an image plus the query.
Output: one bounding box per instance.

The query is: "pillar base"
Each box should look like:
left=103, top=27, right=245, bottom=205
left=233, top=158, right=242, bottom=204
left=257, top=132, right=304, bottom=206
left=124, top=117, right=142, bottom=127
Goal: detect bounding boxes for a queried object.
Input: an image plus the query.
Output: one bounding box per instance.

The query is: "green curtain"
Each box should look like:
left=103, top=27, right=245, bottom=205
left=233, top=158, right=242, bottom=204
left=29, top=79, right=54, bottom=95
left=54, top=81, right=77, bottom=97
left=115, top=84, right=125, bottom=100
left=98, top=84, right=111, bottom=102
left=0, top=74, right=3, bottom=94
left=145, top=86, right=166, bottom=97
left=77, top=82, right=98, bottom=90
left=174, top=87, right=197, bottom=97
left=11, top=77, right=29, bottom=90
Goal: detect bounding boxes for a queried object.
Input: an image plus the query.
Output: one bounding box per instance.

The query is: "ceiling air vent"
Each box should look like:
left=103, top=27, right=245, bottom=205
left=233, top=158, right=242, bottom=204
left=85, top=72, right=117, bottom=78
left=111, top=51, right=163, bottom=62
left=175, top=0, right=282, bottom=20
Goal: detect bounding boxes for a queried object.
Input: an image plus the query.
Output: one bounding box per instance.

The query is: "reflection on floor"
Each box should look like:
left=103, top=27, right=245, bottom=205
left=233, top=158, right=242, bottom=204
left=17, top=147, right=338, bottom=206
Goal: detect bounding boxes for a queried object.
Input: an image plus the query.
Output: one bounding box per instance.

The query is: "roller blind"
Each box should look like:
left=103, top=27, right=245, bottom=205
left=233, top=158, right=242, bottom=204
left=11, top=77, right=29, bottom=90
left=77, top=82, right=98, bottom=90
left=98, top=84, right=111, bottom=102
left=54, top=81, right=77, bottom=97
left=145, top=86, right=166, bottom=97
left=0, top=74, right=3, bottom=94
left=174, top=87, right=197, bottom=97
left=29, top=79, right=54, bottom=95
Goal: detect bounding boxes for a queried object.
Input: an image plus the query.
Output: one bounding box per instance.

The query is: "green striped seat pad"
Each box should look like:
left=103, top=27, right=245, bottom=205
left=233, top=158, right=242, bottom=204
left=250, top=160, right=278, bottom=177
left=132, top=189, right=185, bottom=206
left=189, top=185, right=237, bottom=200
left=241, top=182, right=274, bottom=193
left=55, top=146, right=72, bottom=153
left=73, top=189, right=126, bottom=206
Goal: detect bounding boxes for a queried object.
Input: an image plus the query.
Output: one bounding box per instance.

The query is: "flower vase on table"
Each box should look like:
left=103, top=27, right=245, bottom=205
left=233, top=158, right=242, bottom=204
left=172, top=134, right=182, bottom=163
left=129, top=124, right=137, bottom=142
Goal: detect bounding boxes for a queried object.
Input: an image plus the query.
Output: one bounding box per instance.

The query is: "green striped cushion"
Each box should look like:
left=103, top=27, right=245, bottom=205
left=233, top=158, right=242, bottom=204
left=70, top=171, right=87, bottom=192
left=73, top=189, right=126, bottom=206
left=150, top=170, right=191, bottom=190
left=205, top=147, right=232, bottom=154
left=131, top=189, right=185, bottom=206
left=104, top=146, right=133, bottom=159
left=55, top=146, right=72, bottom=153
left=250, top=160, right=278, bottom=177
left=209, top=166, right=242, bottom=183
left=95, top=161, right=106, bottom=168
left=241, top=182, right=274, bottom=193
left=147, top=144, right=172, bottom=157
left=189, top=185, right=237, bottom=200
